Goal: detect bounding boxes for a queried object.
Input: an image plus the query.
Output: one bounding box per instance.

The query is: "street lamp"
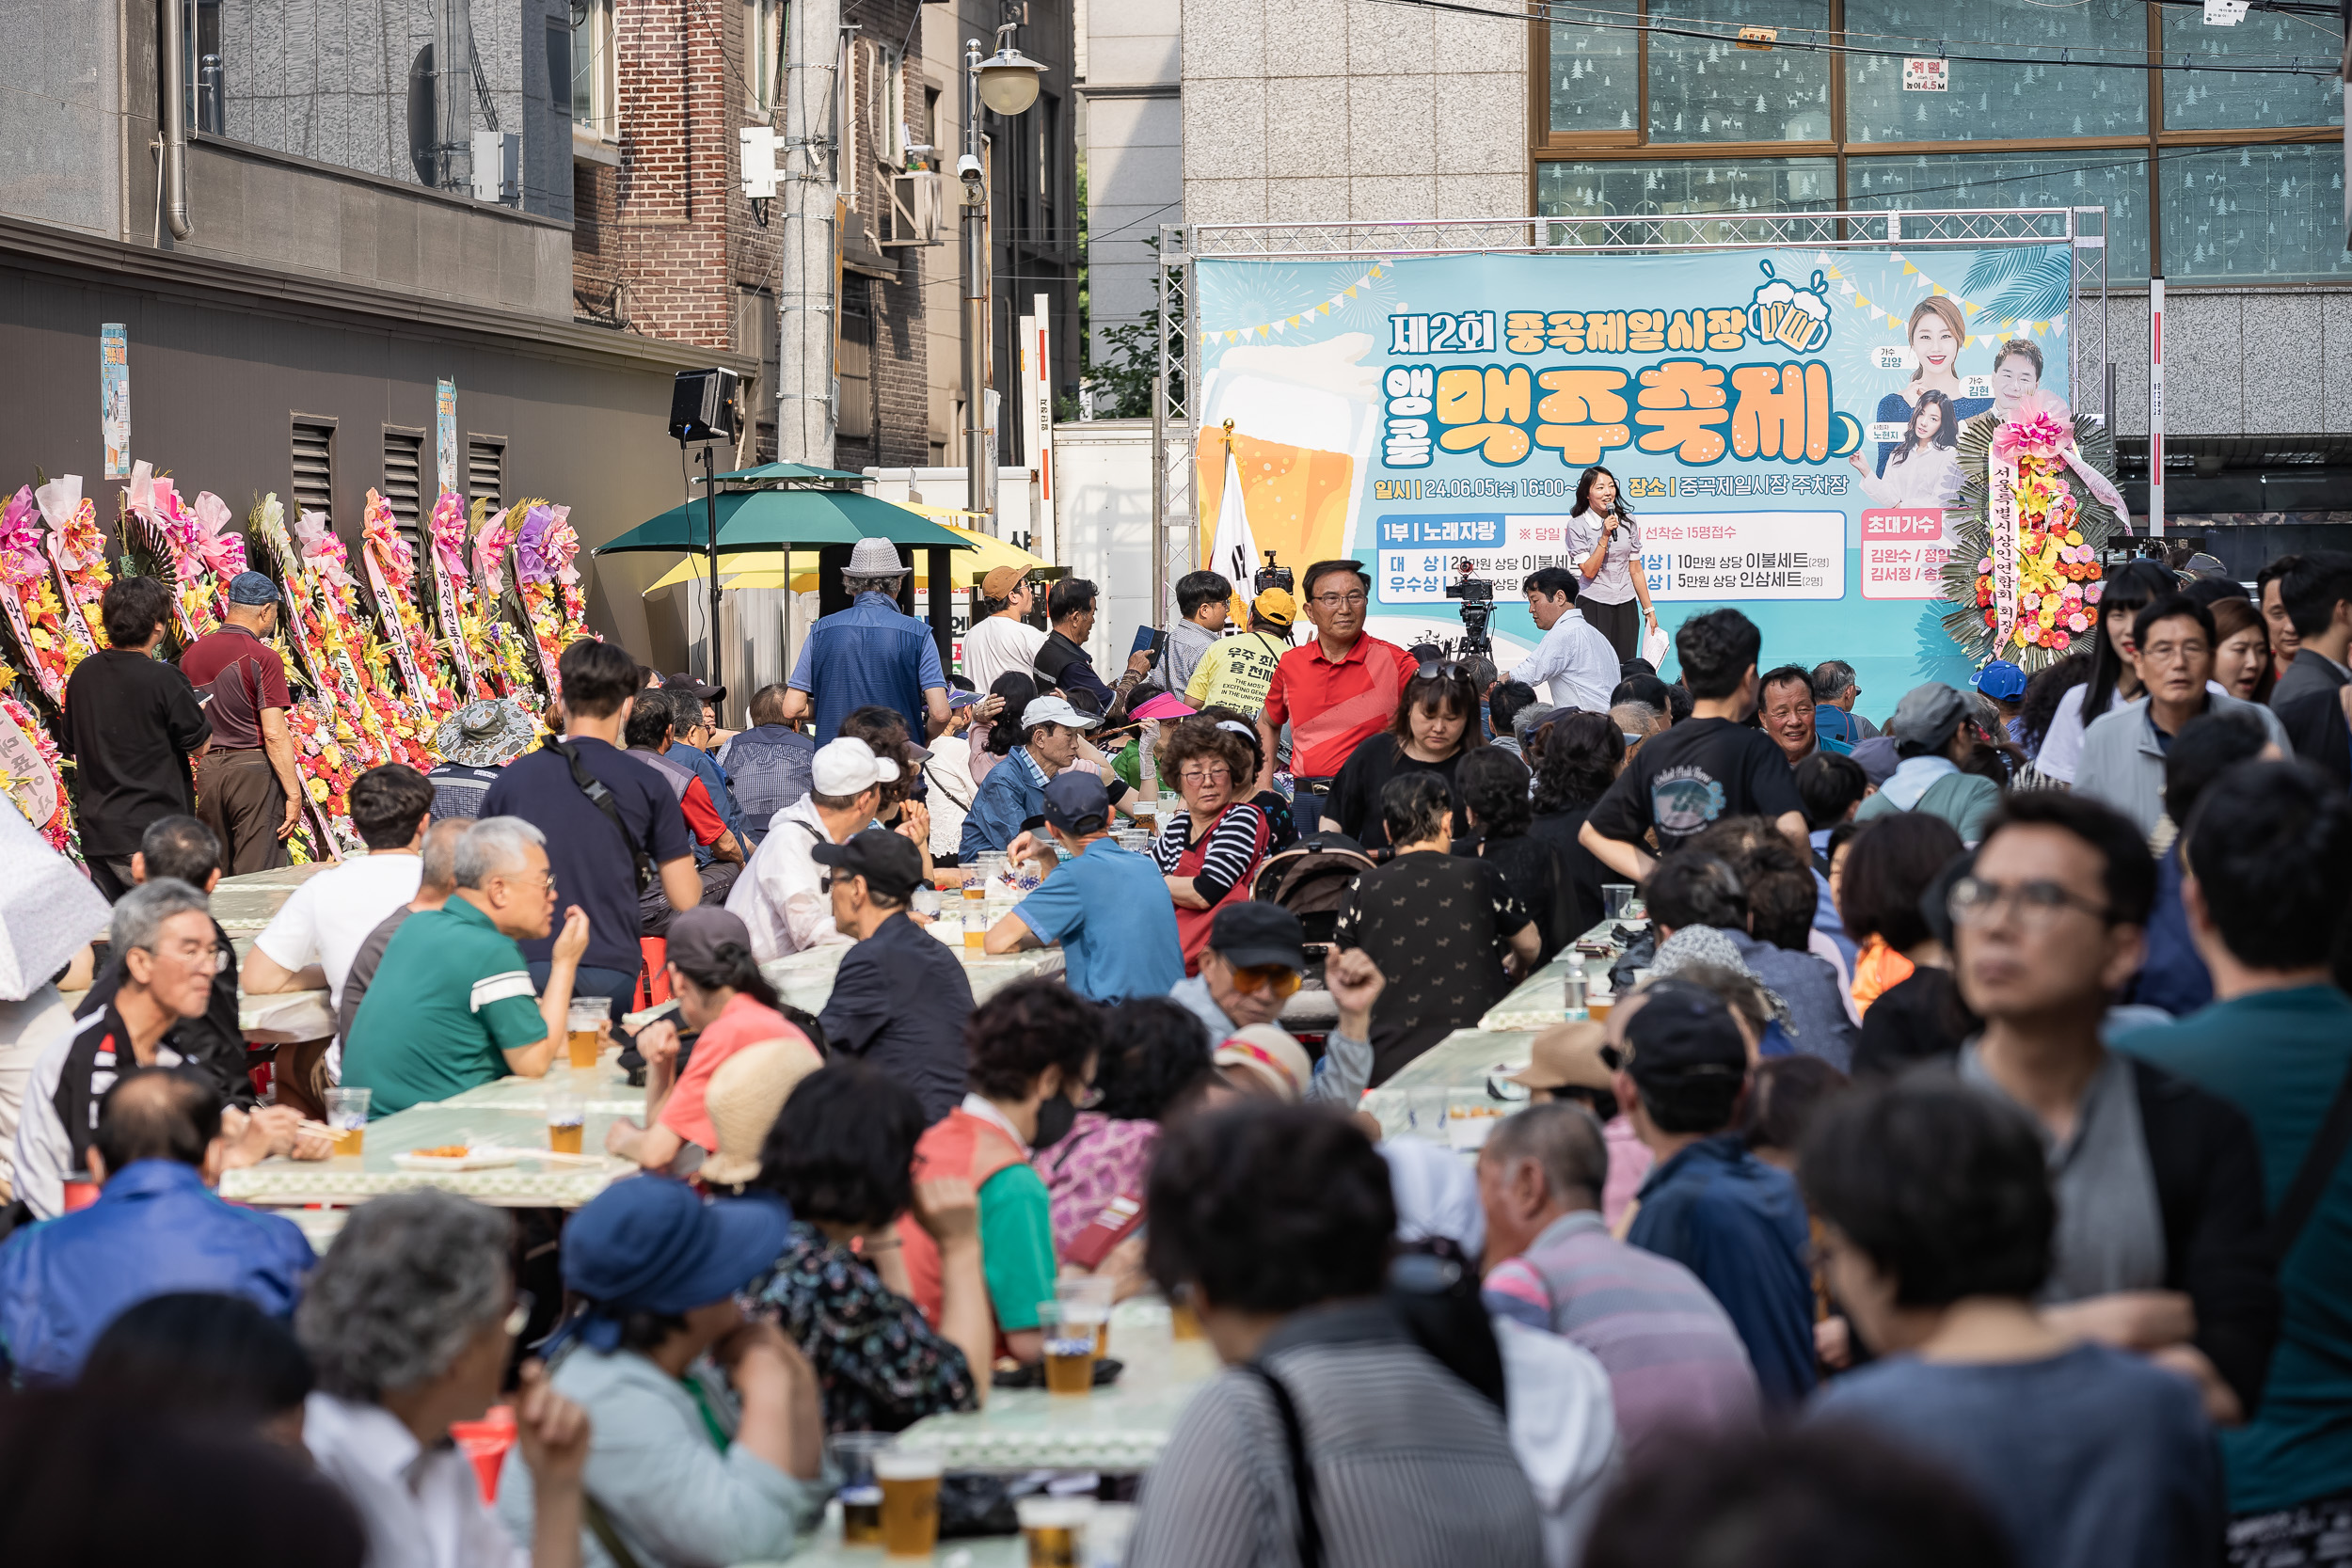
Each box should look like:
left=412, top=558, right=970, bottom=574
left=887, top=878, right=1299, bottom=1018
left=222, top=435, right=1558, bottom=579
left=961, top=24, right=1045, bottom=526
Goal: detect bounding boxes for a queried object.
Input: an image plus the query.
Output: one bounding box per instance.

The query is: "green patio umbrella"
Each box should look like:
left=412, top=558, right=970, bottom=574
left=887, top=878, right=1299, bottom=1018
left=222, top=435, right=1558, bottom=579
left=706, top=461, right=870, bottom=484
left=595, top=486, right=971, bottom=555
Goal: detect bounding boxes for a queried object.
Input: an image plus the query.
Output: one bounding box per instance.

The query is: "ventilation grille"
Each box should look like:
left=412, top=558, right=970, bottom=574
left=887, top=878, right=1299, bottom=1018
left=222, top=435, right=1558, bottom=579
left=469, top=438, right=505, bottom=514
left=291, top=419, right=335, bottom=522
left=382, top=428, right=425, bottom=570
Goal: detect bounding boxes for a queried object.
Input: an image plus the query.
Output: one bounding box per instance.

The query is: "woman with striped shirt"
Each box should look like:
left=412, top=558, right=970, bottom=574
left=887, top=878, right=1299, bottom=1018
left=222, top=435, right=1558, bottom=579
left=1151, top=720, right=1272, bottom=975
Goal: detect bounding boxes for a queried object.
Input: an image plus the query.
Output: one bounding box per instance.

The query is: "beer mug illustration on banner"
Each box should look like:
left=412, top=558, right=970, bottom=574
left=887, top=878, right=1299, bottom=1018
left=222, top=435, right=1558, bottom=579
left=1745, top=261, right=1834, bottom=354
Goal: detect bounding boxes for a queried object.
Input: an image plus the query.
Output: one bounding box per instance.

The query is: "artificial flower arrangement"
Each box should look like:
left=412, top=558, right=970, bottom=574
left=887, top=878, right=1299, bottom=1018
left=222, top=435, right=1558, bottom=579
left=0, top=658, right=77, bottom=860
left=36, top=475, right=112, bottom=657
left=0, top=486, right=83, bottom=705
left=359, top=488, right=459, bottom=715
left=247, top=497, right=372, bottom=858
left=120, top=462, right=241, bottom=645
left=472, top=506, right=539, bottom=705
left=513, top=499, right=588, bottom=693
left=1940, top=408, right=2127, bottom=673
left=426, top=492, right=494, bottom=700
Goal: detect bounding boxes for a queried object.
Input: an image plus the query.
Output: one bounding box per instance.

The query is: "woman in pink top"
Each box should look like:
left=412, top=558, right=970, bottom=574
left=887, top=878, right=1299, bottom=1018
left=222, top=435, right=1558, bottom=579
left=1030, top=999, right=1218, bottom=1266
left=608, top=906, right=819, bottom=1171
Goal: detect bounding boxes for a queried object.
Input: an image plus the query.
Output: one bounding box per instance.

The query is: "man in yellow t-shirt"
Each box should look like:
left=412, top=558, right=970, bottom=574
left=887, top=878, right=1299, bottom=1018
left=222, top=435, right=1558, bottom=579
left=1184, top=589, right=1295, bottom=718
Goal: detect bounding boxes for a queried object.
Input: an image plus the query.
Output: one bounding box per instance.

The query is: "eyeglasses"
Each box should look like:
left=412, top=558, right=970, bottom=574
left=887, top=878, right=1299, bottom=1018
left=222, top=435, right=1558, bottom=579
left=1226, top=963, right=1302, bottom=999
left=1311, top=591, right=1368, bottom=609
left=1947, top=875, right=2112, bottom=929
left=2137, top=637, right=2210, bottom=669
left=1179, top=767, right=1232, bottom=784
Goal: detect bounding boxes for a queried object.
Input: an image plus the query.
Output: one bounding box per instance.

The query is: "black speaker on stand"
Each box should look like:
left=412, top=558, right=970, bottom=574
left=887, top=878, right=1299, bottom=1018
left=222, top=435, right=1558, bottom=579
left=670, top=369, right=741, bottom=696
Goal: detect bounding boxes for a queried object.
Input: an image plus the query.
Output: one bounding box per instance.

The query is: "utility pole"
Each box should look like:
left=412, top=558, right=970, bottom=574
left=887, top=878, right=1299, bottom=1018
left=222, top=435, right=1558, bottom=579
left=435, top=0, right=476, bottom=195
left=779, top=0, right=840, bottom=466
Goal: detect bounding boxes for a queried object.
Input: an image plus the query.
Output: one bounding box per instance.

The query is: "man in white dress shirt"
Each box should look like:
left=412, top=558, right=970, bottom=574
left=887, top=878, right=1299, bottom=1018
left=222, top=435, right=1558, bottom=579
left=1509, top=566, right=1620, bottom=715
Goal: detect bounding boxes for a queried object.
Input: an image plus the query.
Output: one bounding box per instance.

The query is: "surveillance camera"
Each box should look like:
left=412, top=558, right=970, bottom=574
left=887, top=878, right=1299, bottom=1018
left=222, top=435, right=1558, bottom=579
left=957, top=153, right=982, bottom=185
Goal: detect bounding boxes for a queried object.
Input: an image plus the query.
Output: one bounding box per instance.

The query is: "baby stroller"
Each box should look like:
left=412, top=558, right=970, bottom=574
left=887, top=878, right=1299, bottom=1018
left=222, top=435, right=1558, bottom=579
left=1247, top=832, right=1378, bottom=981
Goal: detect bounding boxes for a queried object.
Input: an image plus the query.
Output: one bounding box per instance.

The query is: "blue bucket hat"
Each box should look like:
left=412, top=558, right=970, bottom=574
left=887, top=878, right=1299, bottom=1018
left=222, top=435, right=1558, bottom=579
left=549, top=1177, right=790, bottom=1353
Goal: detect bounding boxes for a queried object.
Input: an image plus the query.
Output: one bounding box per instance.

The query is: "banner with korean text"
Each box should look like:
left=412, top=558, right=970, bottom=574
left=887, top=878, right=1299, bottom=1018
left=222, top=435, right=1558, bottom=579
left=1193, top=245, right=2074, bottom=702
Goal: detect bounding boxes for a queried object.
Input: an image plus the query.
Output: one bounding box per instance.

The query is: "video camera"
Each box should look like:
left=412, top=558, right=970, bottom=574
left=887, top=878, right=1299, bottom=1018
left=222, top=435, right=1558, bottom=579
left=1443, top=559, right=1497, bottom=659
left=1253, top=550, right=1294, bottom=596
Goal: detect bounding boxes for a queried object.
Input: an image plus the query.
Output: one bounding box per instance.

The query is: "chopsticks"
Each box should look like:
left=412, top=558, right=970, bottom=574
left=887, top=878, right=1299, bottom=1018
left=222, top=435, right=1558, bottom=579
left=469, top=1144, right=615, bottom=1169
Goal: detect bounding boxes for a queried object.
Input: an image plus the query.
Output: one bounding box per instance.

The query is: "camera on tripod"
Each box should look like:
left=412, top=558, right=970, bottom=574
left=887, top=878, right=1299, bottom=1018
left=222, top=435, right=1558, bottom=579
left=1443, top=558, right=1497, bottom=659
left=1254, top=550, right=1295, bottom=596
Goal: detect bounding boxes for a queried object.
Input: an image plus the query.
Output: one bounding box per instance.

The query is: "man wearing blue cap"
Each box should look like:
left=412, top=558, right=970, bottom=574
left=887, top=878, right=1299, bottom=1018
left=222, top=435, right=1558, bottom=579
left=181, top=571, right=303, bottom=874
left=1973, top=659, right=2028, bottom=748
left=983, top=770, right=1183, bottom=1003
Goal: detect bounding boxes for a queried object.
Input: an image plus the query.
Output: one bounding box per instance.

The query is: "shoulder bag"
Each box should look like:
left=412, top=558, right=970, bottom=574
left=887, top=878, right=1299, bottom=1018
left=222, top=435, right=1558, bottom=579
left=545, top=737, right=656, bottom=894
left=2267, top=1056, right=2352, bottom=1263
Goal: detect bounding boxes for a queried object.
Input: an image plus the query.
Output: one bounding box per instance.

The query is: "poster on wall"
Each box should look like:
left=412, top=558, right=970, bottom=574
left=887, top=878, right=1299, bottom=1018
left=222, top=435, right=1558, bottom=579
left=101, top=325, right=130, bottom=481
left=1193, top=245, right=2077, bottom=700
left=437, top=378, right=458, bottom=495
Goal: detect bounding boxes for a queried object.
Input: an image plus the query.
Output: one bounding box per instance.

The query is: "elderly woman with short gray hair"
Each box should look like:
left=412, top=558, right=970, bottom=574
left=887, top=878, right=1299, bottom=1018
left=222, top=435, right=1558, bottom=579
left=298, top=1190, right=591, bottom=1568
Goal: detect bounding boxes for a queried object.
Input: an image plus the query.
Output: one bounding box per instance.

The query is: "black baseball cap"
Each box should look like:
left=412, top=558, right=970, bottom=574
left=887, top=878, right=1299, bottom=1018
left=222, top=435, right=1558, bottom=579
left=1206, top=903, right=1308, bottom=971
left=809, top=828, right=926, bottom=902
left=1603, top=979, right=1747, bottom=1088
left=664, top=672, right=725, bottom=703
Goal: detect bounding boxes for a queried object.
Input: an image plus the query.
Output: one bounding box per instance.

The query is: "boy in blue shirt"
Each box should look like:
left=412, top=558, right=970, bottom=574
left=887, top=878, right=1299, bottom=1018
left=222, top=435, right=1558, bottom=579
left=985, top=771, right=1182, bottom=1003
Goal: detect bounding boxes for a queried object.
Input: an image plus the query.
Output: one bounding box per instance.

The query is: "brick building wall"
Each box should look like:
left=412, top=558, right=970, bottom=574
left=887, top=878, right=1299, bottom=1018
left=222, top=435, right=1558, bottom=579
left=571, top=0, right=933, bottom=468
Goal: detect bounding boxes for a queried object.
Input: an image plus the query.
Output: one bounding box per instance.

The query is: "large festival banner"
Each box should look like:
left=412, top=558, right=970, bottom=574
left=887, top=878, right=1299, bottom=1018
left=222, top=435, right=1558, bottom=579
left=1194, top=245, right=2080, bottom=699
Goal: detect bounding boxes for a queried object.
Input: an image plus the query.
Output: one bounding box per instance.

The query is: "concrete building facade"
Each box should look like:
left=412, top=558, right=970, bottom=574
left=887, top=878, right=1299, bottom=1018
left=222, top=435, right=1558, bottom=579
left=1171, top=0, right=2352, bottom=536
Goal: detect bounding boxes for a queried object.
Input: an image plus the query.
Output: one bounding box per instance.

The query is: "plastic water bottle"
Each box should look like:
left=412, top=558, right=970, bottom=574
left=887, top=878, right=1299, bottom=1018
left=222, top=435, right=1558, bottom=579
left=1563, top=968, right=1588, bottom=1022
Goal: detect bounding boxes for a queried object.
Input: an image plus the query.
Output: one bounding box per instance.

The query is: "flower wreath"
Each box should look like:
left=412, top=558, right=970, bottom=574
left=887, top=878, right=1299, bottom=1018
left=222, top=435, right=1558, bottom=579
left=1939, top=410, right=2128, bottom=673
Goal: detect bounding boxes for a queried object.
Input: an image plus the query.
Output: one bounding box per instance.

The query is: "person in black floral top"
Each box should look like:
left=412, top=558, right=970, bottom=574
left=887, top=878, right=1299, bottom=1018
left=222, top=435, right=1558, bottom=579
left=743, top=1063, right=993, bottom=1433
left=1334, top=772, right=1540, bottom=1085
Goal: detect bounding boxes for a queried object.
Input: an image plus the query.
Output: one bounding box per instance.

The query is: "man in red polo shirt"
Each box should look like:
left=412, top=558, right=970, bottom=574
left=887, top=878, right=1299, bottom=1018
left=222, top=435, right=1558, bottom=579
left=1258, top=559, right=1413, bottom=833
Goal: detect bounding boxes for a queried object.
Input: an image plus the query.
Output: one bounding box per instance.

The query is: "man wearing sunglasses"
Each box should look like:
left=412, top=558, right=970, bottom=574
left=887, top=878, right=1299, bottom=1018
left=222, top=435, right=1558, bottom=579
left=1949, top=790, right=2276, bottom=1429
left=1168, top=903, right=1385, bottom=1107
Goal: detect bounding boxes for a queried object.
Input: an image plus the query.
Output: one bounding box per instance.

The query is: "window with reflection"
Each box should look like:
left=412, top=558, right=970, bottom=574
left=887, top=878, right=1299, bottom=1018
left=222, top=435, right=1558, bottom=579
left=2159, top=144, right=2352, bottom=283
left=1646, top=0, right=1834, bottom=144
left=1531, top=2, right=2344, bottom=281
left=1845, top=0, right=2146, bottom=144
left=1538, top=157, right=1838, bottom=236
left=1849, top=151, right=2151, bottom=280
left=1547, top=4, right=1639, bottom=136
left=2160, top=11, right=2344, bottom=132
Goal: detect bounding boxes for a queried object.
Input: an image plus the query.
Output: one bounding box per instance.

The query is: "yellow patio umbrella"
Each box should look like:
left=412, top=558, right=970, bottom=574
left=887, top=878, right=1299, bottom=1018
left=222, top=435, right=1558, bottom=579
left=720, top=524, right=1048, bottom=592
left=638, top=552, right=774, bottom=594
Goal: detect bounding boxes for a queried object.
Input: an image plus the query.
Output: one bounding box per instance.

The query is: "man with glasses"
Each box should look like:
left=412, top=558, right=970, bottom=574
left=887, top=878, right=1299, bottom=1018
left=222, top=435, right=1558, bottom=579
left=342, top=816, right=595, bottom=1116
left=2075, top=594, right=2288, bottom=836
left=15, top=879, right=328, bottom=1220
left=1949, top=791, right=2278, bottom=1427
left=1168, top=902, right=1384, bottom=1106
left=1257, top=559, right=1415, bottom=832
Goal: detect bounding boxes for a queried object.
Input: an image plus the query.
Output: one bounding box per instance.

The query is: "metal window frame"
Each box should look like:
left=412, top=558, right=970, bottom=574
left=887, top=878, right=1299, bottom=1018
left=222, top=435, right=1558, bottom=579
left=1152, top=207, right=2108, bottom=632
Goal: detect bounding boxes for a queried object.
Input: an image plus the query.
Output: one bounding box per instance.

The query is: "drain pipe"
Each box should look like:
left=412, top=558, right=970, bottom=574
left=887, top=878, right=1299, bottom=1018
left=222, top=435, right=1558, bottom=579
left=159, top=0, right=191, bottom=238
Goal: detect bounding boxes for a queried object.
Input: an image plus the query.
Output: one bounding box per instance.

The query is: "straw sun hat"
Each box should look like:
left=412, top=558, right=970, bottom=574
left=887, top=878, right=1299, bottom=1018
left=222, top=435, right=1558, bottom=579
left=696, top=1037, right=824, bottom=1188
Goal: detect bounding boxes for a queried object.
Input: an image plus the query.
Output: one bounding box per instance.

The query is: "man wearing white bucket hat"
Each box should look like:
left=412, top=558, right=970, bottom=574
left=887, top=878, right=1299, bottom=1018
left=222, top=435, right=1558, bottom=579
left=779, top=537, right=951, bottom=747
